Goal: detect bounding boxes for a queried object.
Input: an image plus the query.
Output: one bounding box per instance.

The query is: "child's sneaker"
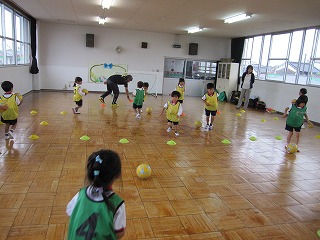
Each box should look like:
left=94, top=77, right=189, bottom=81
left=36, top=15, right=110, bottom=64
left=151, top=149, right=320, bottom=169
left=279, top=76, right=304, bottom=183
left=205, top=124, right=209, bottom=130
left=174, top=131, right=179, bottom=136
left=98, top=97, right=105, bottom=104
left=5, top=133, right=10, bottom=140
left=8, top=130, right=14, bottom=139
left=167, top=127, right=172, bottom=132
left=136, top=113, right=141, bottom=119
left=209, top=125, right=213, bottom=130
left=111, top=104, right=119, bottom=108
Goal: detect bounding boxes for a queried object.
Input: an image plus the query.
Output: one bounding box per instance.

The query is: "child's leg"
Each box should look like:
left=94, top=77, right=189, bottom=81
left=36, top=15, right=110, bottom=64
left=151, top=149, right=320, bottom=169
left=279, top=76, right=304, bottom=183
left=75, top=105, right=82, bottom=112
left=206, top=116, right=210, bottom=125
left=5, top=123, right=10, bottom=133
left=296, top=132, right=300, bottom=145
left=286, top=131, right=293, bottom=145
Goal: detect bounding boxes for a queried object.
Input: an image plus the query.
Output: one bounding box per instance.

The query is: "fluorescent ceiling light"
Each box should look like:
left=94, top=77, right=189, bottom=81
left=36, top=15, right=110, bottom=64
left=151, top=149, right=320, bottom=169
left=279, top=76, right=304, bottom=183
left=188, top=27, right=203, bottom=33
left=224, top=13, right=252, bottom=24
left=98, top=16, right=107, bottom=25
left=101, top=0, right=113, bottom=9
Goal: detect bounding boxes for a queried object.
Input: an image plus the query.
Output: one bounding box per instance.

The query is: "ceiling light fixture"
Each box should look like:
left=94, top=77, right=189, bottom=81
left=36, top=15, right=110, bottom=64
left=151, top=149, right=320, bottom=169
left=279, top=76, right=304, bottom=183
left=224, top=13, right=252, bottom=24
left=101, top=0, right=113, bottom=9
left=98, top=16, right=107, bottom=25
left=187, top=27, right=203, bottom=34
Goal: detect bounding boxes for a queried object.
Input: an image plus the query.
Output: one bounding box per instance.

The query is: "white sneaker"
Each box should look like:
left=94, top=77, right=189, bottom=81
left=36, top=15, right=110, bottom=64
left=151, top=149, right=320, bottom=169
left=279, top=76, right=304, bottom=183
left=205, top=124, right=209, bottom=130
left=136, top=113, right=141, bottom=119
left=174, top=132, right=179, bottom=136
left=8, top=131, right=14, bottom=139
left=5, top=134, right=10, bottom=140
left=167, top=127, right=172, bottom=132
left=209, top=125, right=213, bottom=130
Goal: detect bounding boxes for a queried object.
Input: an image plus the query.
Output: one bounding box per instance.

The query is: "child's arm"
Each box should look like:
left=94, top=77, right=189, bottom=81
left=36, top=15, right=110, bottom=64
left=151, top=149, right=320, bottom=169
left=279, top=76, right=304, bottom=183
left=177, top=104, right=183, bottom=116
left=0, top=105, right=8, bottom=111
left=282, top=106, right=289, bottom=118
left=202, top=95, right=210, bottom=106
left=304, top=113, right=313, bottom=127
left=77, top=87, right=86, bottom=96
left=160, top=103, right=167, bottom=115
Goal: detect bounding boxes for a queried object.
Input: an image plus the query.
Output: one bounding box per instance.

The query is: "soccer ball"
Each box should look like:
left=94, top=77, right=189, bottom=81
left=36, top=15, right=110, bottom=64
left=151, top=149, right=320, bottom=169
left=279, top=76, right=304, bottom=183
left=287, top=143, right=298, bottom=154
left=136, top=164, right=152, bottom=179
left=194, top=120, right=202, bottom=129
left=82, top=89, right=88, bottom=94
left=146, top=107, right=152, bottom=114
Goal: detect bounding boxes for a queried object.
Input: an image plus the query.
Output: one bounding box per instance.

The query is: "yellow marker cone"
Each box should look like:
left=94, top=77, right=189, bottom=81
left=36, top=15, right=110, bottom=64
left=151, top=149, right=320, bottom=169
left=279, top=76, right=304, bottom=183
left=29, top=134, right=39, bottom=140
left=221, top=139, right=231, bottom=145
left=40, top=121, right=49, bottom=126
left=167, top=140, right=176, bottom=145
left=261, top=119, right=266, bottom=122
left=119, top=138, right=129, bottom=143
left=60, top=111, right=67, bottom=115
left=236, top=113, right=241, bottom=116
left=275, top=136, right=282, bottom=140
left=240, top=110, right=246, bottom=113
left=30, top=110, right=37, bottom=115
left=273, top=117, right=279, bottom=120
left=249, top=136, right=257, bottom=141
left=80, top=135, right=90, bottom=141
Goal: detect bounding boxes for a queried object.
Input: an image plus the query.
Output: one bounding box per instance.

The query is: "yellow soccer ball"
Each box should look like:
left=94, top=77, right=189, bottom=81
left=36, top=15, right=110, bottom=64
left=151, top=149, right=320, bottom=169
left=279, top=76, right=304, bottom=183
left=15, top=93, right=23, bottom=101
left=194, top=120, right=202, bottom=129
left=136, top=164, right=152, bottom=179
left=287, top=143, right=298, bottom=154
left=82, top=89, right=88, bottom=94
left=146, top=107, right=152, bottom=114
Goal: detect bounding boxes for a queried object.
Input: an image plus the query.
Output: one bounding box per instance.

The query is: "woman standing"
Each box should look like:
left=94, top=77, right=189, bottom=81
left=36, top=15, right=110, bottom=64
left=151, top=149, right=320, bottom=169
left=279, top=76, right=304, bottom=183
left=236, top=65, right=255, bottom=110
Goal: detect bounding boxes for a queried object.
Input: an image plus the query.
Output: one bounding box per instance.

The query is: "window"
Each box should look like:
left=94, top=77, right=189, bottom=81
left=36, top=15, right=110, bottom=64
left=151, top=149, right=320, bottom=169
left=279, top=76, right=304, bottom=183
left=0, top=3, right=31, bottom=66
left=241, top=27, right=320, bottom=86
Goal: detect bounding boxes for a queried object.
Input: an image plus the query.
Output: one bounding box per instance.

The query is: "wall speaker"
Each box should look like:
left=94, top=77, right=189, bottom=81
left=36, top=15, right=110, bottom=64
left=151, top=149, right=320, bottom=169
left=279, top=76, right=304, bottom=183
left=141, top=42, right=148, bottom=49
left=86, top=34, right=94, bottom=48
left=189, top=43, right=198, bottom=55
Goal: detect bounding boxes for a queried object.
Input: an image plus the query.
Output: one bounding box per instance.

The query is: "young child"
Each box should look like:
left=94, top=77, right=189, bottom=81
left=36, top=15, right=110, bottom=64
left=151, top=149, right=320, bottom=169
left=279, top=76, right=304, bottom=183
left=66, top=149, right=126, bottom=239
left=1, top=81, right=23, bottom=140
left=132, top=81, right=144, bottom=119
left=175, top=78, right=185, bottom=104
left=291, top=88, right=307, bottom=104
left=282, top=95, right=311, bottom=152
left=202, top=83, right=218, bottom=130
left=161, top=91, right=183, bottom=136
left=72, top=77, right=86, bottom=114
left=143, top=82, right=149, bottom=100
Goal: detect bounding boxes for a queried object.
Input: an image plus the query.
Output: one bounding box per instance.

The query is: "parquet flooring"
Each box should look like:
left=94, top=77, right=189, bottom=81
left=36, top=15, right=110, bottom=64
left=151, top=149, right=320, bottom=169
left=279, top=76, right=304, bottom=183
left=0, top=91, right=320, bottom=239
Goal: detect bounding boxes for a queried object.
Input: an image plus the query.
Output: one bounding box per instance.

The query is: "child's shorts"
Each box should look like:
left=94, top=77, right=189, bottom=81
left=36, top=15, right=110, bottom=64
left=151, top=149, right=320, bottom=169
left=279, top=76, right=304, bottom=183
left=1, top=117, right=17, bottom=125
left=167, top=119, right=179, bottom=125
left=285, top=124, right=301, bottom=132
left=205, top=109, right=217, bottom=117
left=133, top=103, right=142, bottom=109
left=75, top=100, right=83, bottom=107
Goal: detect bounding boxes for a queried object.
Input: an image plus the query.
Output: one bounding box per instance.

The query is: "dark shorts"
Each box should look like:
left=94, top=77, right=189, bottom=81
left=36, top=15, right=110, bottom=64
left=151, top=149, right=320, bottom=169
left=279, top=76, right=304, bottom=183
left=133, top=103, right=142, bottom=109
left=1, top=117, right=17, bottom=125
left=75, top=100, right=83, bottom=107
left=167, top=119, right=179, bottom=125
left=178, top=100, right=183, bottom=103
left=285, top=124, right=301, bottom=132
left=205, top=109, right=217, bottom=117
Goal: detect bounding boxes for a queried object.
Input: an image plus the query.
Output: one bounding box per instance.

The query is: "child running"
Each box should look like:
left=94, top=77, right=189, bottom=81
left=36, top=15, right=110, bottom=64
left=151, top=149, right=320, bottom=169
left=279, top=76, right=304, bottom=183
left=66, top=149, right=126, bottom=239
left=72, top=77, right=86, bottom=114
left=132, top=81, right=144, bottom=119
left=282, top=95, right=312, bottom=152
left=0, top=81, right=23, bottom=140
left=161, top=91, right=183, bottom=136
left=202, top=83, right=218, bottom=130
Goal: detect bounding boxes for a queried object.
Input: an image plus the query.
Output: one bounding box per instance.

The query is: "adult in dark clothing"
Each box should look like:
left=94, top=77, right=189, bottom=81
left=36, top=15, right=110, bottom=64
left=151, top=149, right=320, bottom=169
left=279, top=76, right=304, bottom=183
left=236, top=65, right=255, bottom=110
left=99, top=74, right=133, bottom=106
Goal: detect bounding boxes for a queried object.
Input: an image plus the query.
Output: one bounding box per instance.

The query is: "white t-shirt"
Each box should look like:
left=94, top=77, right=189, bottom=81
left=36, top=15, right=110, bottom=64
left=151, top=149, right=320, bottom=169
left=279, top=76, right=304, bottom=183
left=242, top=74, right=252, bottom=89
left=66, top=186, right=126, bottom=232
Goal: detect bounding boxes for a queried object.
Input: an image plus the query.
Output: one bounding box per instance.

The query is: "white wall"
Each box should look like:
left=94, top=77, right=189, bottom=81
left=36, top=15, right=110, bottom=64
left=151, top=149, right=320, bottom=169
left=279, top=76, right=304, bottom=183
left=0, top=66, right=33, bottom=94
left=251, top=80, right=319, bottom=123
left=37, top=22, right=230, bottom=94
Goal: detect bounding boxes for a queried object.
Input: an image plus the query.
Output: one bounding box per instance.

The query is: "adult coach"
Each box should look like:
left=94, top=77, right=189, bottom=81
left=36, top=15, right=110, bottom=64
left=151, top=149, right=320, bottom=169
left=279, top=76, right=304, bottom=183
left=99, top=74, right=133, bottom=106
left=236, top=65, right=255, bottom=110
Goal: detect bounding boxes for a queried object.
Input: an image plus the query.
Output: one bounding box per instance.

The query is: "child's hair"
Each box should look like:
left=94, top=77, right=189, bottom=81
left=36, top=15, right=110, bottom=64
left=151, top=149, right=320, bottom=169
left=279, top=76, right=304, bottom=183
left=143, top=82, right=149, bottom=88
left=86, top=149, right=121, bottom=188
left=295, top=95, right=308, bottom=106
left=178, top=78, right=185, bottom=84
left=207, top=83, right=214, bottom=89
left=299, top=88, right=307, bottom=95
left=137, top=81, right=143, bottom=88
left=86, top=149, right=122, bottom=212
left=73, top=77, right=83, bottom=87
left=1, top=81, right=13, bottom=92
left=171, top=90, right=181, bottom=98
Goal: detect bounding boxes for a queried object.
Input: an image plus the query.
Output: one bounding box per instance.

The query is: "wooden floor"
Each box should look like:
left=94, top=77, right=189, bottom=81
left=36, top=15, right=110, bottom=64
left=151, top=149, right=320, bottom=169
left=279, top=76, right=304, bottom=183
left=0, top=91, right=320, bottom=240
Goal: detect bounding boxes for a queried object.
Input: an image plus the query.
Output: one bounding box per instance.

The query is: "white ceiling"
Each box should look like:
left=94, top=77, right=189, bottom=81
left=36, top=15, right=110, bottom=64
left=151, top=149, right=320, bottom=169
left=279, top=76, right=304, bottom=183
left=11, top=0, right=320, bottom=38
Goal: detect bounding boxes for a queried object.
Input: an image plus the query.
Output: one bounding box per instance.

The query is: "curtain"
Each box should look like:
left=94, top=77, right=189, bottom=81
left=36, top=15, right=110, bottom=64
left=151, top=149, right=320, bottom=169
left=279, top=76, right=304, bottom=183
left=29, top=17, right=39, bottom=74
left=231, top=37, right=245, bottom=89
